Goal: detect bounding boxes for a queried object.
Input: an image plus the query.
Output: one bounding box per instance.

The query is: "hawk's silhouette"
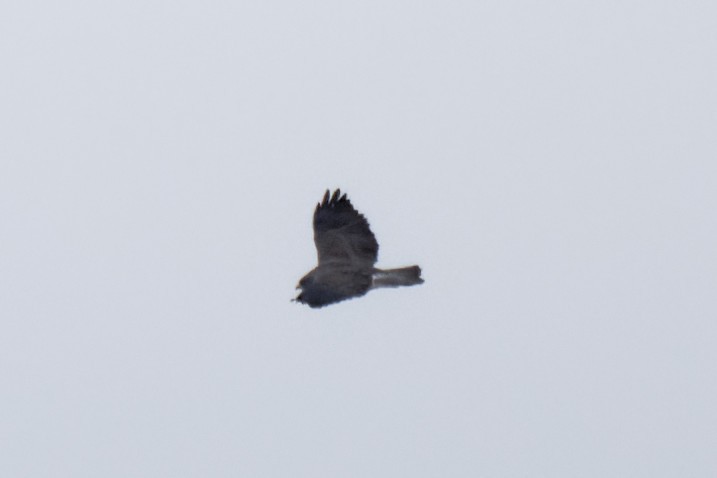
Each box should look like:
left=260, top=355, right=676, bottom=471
left=294, top=189, right=424, bottom=308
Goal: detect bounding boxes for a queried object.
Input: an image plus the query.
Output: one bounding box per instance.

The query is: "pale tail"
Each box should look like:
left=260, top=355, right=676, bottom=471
left=371, top=266, right=424, bottom=289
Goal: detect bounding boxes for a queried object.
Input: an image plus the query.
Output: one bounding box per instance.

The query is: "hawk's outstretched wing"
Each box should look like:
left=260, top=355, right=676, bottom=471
left=313, top=189, right=378, bottom=267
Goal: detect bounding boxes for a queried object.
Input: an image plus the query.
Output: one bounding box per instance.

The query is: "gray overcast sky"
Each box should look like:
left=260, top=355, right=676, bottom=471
left=1, top=1, right=716, bottom=476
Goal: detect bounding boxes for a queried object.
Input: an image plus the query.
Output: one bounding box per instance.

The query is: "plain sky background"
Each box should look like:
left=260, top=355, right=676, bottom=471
left=1, top=1, right=716, bottom=476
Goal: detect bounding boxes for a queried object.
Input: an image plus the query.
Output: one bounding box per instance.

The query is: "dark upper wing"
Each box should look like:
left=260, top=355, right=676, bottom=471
left=313, top=189, right=378, bottom=267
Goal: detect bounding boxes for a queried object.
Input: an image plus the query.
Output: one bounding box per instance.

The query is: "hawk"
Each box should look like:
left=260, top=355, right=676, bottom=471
left=294, top=189, right=424, bottom=308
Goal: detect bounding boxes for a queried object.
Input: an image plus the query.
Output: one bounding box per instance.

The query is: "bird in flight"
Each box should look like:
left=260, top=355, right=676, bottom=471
left=294, top=189, right=424, bottom=308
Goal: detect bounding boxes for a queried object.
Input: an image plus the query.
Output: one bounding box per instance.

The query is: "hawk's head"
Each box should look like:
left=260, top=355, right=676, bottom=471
left=293, top=275, right=344, bottom=308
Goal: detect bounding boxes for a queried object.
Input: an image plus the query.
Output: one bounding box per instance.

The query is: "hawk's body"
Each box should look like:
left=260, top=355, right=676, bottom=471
left=294, top=189, right=424, bottom=308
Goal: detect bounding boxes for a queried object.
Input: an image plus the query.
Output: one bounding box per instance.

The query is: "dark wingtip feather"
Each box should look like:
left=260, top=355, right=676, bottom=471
left=317, top=189, right=329, bottom=209
left=330, top=189, right=341, bottom=204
